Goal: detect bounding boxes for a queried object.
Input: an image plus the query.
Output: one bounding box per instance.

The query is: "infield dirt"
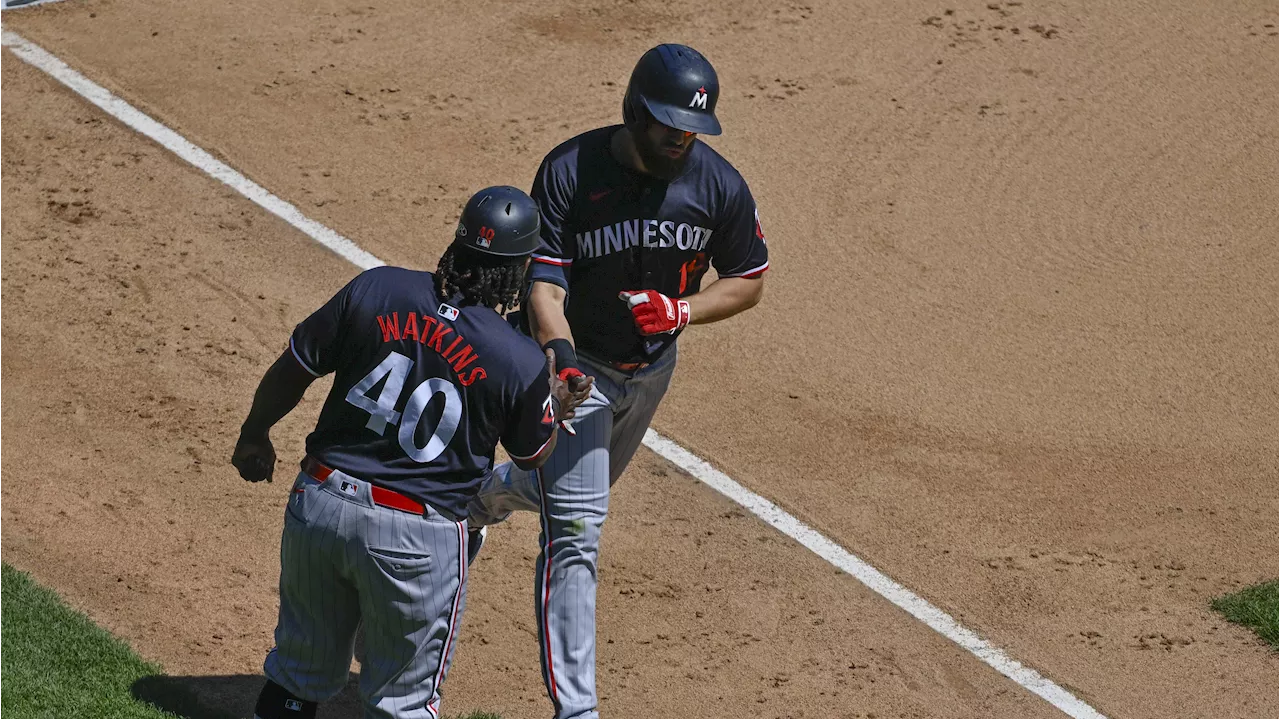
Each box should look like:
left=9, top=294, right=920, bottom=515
left=3, top=1, right=1276, bottom=718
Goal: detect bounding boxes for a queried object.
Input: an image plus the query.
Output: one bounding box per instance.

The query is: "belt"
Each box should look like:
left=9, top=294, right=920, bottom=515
left=578, top=351, right=652, bottom=373
left=300, top=456, right=425, bottom=515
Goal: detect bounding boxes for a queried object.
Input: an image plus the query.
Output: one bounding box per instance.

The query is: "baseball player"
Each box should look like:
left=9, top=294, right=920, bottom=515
left=231, top=186, right=593, bottom=719
left=468, top=44, right=769, bottom=719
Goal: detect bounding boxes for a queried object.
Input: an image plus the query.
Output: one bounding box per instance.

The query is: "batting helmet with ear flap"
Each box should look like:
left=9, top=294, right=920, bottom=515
left=622, top=44, right=722, bottom=136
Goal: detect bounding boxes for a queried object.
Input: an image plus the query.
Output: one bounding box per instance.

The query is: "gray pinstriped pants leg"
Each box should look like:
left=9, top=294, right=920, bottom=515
left=469, top=347, right=677, bottom=719
left=265, top=470, right=468, bottom=719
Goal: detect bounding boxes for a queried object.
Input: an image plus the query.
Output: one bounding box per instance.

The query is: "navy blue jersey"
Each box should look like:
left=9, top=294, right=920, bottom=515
left=289, top=266, right=554, bottom=519
left=528, top=125, right=769, bottom=364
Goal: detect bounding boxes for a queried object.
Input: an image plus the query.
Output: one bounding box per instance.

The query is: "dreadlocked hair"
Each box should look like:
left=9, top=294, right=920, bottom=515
left=436, top=245, right=528, bottom=314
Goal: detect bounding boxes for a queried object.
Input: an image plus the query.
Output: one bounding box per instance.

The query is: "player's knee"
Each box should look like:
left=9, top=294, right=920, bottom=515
left=254, top=679, right=318, bottom=719
left=545, top=519, right=605, bottom=565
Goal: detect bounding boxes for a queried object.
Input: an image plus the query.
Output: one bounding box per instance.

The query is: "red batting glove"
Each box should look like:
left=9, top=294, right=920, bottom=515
left=619, top=290, right=691, bottom=336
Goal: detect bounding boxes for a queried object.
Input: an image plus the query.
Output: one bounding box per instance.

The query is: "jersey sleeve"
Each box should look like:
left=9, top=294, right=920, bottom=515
left=499, top=362, right=558, bottom=462
left=709, top=180, right=770, bottom=279
left=528, top=154, right=576, bottom=290
left=288, top=274, right=361, bottom=377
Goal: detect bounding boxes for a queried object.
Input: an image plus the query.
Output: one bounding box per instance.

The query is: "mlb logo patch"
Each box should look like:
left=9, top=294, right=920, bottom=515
left=339, top=481, right=358, bottom=497
left=438, top=303, right=460, bottom=321
left=285, top=699, right=304, bottom=711
left=476, top=236, right=492, bottom=249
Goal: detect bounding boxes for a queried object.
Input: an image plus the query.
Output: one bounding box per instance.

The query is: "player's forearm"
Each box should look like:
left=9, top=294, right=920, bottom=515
left=527, top=281, right=575, bottom=347
left=240, top=350, right=316, bottom=438
left=685, top=276, right=765, bottom=325
left=512, top=431, right=558, bottom=471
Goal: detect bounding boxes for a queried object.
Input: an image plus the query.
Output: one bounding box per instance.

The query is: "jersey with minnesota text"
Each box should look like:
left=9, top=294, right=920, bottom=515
left=528, top=125, right=769, bottom=364
left=289, top=266, right=555, bottom=519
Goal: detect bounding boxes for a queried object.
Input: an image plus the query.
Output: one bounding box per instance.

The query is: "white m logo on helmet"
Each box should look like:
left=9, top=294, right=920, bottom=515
left=689, top=86, right=708, bottom=109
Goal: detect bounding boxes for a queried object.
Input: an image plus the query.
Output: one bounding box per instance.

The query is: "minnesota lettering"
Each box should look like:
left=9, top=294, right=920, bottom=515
left=374, top=312, right=487, bottom=386
left=575, top=219, right=712, bottom=259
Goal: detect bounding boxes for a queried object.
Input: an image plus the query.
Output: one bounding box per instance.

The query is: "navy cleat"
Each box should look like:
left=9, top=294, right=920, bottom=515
left=466, top=526, right=487, bottom=567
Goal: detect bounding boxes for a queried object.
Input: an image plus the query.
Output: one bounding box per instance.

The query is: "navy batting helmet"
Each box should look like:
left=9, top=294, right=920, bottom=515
left=453, top=186, right=540, bottom=258
left=622, top=44, right=722, bottom=136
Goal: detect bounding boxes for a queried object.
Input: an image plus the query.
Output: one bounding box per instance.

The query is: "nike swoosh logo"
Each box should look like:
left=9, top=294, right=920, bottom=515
left=589, top=189, right=612, bottom=202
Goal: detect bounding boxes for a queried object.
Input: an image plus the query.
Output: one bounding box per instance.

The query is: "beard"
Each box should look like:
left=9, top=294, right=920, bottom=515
left=632, top=129, right=691, bottom=180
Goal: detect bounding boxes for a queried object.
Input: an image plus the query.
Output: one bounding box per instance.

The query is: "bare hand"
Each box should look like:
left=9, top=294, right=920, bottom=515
left=232, top=433, right=276, bottom=483
left=545, top=348, right=593, bottom=424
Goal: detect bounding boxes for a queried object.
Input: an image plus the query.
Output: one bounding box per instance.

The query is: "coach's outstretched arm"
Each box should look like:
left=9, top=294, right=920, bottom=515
left=506, top=348, right=593, bottom=472
left=231, top=350, right=317, bottom=483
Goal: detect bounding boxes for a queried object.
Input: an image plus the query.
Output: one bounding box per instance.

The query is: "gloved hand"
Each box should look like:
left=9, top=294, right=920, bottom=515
left=618, top=290, right=691, bottom=336
left=558, top=366, right=590, bottom=393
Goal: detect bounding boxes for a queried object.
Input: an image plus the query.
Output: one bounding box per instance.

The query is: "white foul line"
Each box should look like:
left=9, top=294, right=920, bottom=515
left=643, top=431, right=1106, bottom=718
left=2, top=30, right=1107, bottom=719
left=0, top=31, right=383, bottom=271
left=1, top=0, right=74, bottom=11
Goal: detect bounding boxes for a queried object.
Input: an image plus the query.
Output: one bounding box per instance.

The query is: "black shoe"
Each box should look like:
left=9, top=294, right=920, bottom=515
left=466, top=526, right=487, bottom=567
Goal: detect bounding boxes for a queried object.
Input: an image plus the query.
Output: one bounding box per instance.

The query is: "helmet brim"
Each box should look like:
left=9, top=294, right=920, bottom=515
left=640, top=96, right=722, bottom=136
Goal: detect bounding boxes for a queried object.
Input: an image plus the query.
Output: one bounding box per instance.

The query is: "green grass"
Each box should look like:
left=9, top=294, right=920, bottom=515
left=2, top=564, right=500, bottom=718
left=2, top=563, right=184, bottom=719
left=1211, top=579, right=1279, bottom=650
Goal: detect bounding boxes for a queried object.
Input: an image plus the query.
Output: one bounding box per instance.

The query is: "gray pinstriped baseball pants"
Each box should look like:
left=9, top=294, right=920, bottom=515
left=469, top=347, right=677, bottom=719
left=265, top=470, right=468, bottom=719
